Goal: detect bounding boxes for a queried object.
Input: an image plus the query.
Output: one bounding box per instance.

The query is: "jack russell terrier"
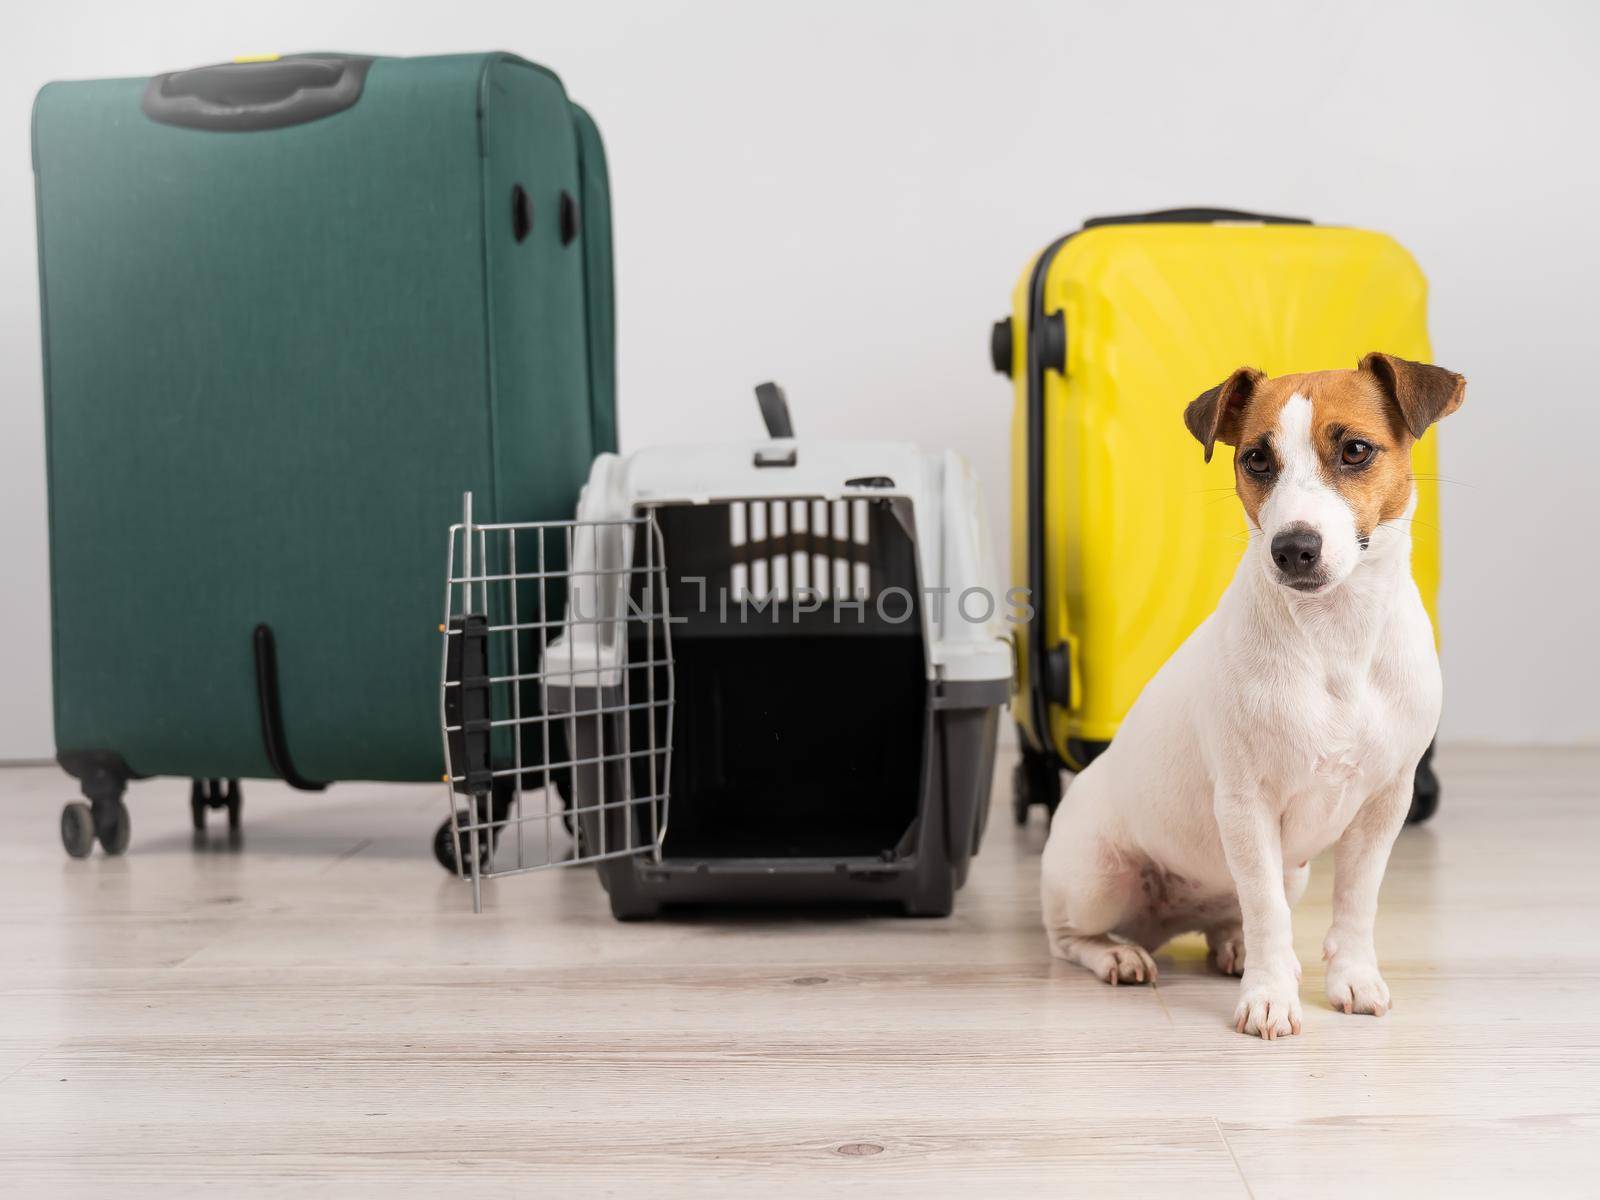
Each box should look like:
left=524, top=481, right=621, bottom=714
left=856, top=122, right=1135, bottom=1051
left=1040, top=353, right=1465, bottom=1039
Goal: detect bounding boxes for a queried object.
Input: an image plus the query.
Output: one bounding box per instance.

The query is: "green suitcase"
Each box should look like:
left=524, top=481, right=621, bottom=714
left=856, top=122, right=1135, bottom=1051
left=32, top=52, right=616, bottom=856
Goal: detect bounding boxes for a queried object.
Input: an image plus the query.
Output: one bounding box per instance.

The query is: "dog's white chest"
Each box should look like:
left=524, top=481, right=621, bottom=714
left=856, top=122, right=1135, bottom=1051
left=1287, top=748, right=1366, bottom=847
left=1277, top=680, right=1401, bottom=862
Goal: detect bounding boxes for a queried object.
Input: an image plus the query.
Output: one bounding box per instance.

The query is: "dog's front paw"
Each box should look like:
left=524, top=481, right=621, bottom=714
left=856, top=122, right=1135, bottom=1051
left=1207, top=927, right=1246, bottom=976
left=1233, top=974, right=1303, bottom=1040
left=1086, top=940, right=1159, bottom=986
left=1325, top=957, right=1391, bottom=1016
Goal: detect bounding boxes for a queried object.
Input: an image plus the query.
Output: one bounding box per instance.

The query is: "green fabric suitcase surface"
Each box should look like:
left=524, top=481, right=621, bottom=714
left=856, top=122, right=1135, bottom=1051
left=33, top=52, right=616, bottom=794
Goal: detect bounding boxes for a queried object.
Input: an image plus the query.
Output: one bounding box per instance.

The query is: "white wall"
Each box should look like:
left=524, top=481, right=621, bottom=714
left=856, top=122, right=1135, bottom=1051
left=4, top=0, right=1597, bottom=758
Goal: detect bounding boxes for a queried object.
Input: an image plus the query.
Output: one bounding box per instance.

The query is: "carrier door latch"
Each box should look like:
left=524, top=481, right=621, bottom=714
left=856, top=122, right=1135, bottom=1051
left=444, top=613, right=495, bottom=795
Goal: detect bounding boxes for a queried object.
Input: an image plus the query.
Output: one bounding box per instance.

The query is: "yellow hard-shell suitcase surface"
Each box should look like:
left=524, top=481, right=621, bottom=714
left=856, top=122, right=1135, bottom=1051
left=994, top=209, right=1442, bottom=823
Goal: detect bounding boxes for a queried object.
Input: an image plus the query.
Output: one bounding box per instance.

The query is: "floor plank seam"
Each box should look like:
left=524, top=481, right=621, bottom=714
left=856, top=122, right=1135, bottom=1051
left=0, top=1042, right=58, bottom=1091
left=1151, top=981, right=1177, bottom=1026
left=322, top=838, right=377, bottom=873
left=1211, top=1116, right=1255, bottom=1199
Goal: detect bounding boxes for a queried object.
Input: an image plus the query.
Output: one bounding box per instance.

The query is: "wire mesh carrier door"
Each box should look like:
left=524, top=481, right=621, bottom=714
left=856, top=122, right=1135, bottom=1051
left=438, top=493, right=675, bottom=912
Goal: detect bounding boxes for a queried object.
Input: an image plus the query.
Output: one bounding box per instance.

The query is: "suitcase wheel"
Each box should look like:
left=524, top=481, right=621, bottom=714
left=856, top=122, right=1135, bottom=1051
left=433, top=813, right=498, bottom=876
left=190, top=779, right=242, bottom=833
left=96, top=797, right=131, bottom=855
left=60, top=801, right=96, bottom=858
left=433, top=779, right=518, bottom=875
left=61, top=796, right=130, bottom=857
left=1406, top=743, right=1441, bottom=824
left=434, top=774, right=576, bottom=873
left=1012, top=747, right=1063, bottom=825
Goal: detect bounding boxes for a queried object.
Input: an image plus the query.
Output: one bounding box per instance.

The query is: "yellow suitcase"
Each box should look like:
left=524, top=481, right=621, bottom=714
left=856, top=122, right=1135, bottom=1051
left=992, top=208, right=1443, bottom=824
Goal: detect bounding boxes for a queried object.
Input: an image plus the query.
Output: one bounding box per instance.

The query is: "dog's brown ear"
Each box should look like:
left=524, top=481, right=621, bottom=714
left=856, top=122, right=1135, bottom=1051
left=1184, top=367, right=1263, bottom=463
left=1360, top=352, right=1466, bottom=439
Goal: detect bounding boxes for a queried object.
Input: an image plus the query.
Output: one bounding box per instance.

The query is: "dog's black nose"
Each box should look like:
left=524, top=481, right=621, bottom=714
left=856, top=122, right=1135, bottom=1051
left=1271, top=527, right=1323, bottom=578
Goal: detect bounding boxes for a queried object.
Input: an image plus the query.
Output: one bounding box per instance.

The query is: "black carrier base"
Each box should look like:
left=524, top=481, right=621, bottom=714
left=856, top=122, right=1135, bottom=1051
left=569, top=679, right=1003, bottom=920
left=556, top=494, right=1007, bottom=920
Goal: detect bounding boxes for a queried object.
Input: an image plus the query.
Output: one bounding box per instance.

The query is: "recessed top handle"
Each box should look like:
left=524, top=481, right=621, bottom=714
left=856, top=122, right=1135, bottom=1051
left=141, top=55, right=374, bottom=131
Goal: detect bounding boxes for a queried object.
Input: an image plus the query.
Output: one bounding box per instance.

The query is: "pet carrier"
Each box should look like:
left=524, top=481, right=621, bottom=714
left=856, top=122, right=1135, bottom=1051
left=439, top=386, right=1012, bottom=917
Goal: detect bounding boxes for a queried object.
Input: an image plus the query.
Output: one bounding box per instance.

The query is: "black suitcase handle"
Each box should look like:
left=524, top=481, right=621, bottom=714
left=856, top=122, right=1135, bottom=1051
left=252, top=624, right=327, bottom=791
left=1082, top=207, right=1311, bottom=229
left=142, top=55, right=374, bottom=131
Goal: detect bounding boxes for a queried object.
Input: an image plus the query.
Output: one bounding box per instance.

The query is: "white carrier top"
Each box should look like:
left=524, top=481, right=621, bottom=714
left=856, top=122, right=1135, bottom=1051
left=545, top=391, right=1014, bottom=692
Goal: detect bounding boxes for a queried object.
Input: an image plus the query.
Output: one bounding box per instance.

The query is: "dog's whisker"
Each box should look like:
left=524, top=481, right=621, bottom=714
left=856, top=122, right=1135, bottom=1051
left=1381, top=517, right=1440, bottom=535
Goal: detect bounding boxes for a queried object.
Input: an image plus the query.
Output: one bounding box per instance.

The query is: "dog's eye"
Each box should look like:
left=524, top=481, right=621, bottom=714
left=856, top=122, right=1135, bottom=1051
left=1240, top=449, right=1273, bottom=478
left=1341, top=440, right=1374, bottom=467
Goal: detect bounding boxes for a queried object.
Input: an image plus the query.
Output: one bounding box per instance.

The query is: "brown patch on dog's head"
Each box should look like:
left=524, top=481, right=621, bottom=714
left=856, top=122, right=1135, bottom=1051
left=1300, top=368, right=1418, bottom=540
left=1183, top=366, right=1263, bottom=463
left=1185, top=355, right=1466, bottom=542
left=1360, top=353, right=1466, bottom=439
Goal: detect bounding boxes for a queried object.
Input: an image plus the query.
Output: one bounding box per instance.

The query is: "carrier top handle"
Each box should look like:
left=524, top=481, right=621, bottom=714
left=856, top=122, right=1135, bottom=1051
left=755, top=382, right=794, bottom=438
left=754, top=382, right=797, bottom=467
left=141, top=55, right=374, bottom=131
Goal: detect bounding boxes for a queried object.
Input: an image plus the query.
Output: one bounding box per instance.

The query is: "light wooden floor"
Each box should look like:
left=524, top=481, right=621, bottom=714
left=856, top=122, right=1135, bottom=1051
left=1, top=747, right=1597, bottom=1197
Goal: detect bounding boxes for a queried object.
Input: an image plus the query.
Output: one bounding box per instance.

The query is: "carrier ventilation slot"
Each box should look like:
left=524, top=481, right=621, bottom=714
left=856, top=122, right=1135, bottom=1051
left=727, top=498, right=872, bottom=604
